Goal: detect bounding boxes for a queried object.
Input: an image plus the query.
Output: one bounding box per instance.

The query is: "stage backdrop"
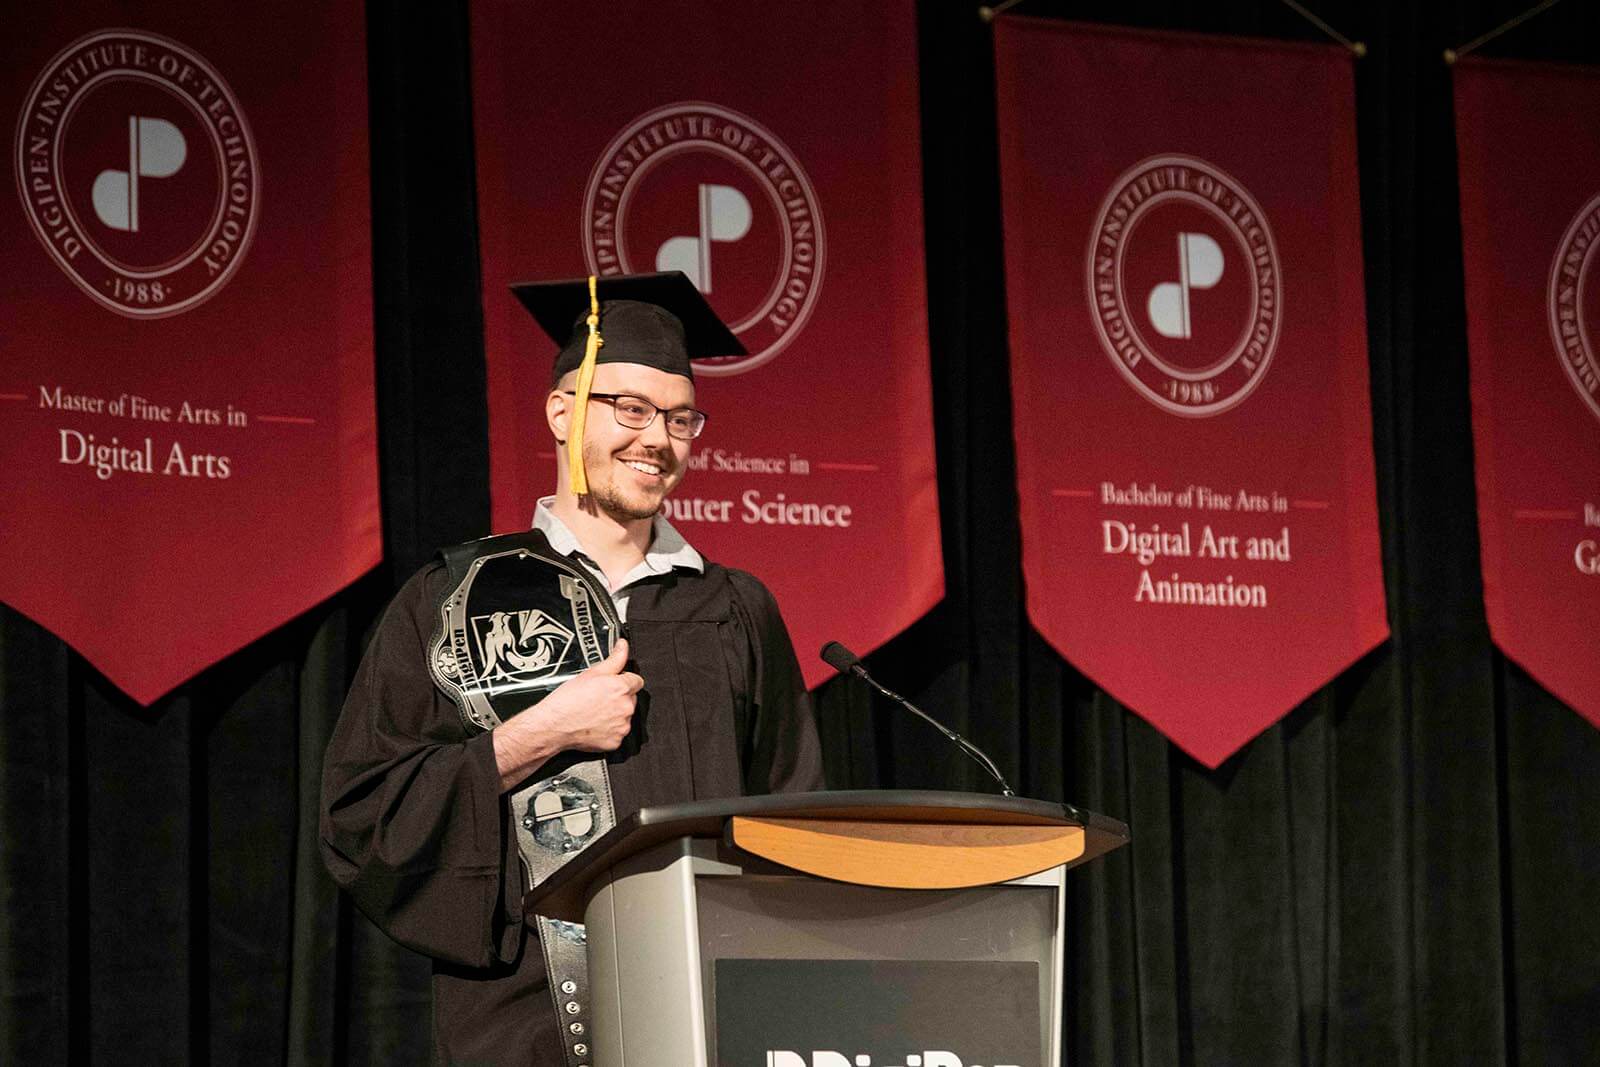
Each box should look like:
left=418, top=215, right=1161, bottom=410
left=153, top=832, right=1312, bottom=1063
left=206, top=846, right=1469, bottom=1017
left=2, top=5, right=377, bottom=704
left=471, top=0, right=941, bottom=686
left=995, top=19, right=1388, bottom=767
left=1455, top=57, right=1600, bottom=730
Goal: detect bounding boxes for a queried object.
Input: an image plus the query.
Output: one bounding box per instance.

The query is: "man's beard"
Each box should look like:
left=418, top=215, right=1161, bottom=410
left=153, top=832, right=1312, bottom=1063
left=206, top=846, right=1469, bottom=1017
left=583, top=439, right=675, bottom=522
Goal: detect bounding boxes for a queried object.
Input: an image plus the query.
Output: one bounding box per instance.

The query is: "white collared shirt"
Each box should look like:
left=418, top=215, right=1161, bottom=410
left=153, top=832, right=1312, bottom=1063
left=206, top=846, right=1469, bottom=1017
left=531, top=496, right=704, bottom=621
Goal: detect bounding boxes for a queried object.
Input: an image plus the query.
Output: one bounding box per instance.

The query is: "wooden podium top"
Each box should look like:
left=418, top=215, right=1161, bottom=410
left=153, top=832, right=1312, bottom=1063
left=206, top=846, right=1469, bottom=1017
left=524, top=790, right=1129, bottom=921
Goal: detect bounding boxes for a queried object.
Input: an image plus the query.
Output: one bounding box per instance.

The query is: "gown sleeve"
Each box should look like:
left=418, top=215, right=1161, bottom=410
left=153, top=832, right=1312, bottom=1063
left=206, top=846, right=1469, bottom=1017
left=318, top=563, right=523, bottom=967
left=725, top=569, right=827, bottom=795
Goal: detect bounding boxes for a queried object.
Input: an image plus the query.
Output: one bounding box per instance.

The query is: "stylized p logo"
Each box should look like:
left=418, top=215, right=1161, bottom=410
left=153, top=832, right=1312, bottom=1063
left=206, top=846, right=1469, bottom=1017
left=90, top=116, right=187, bottom=233
left=584, top=102, right=825, bottom=376
left=655, top=183, right=752, bottom=293
left=1086, top=155, right=1282, bottom=416
left=15, top=31, right=259, bottom=318
left=1548, top=192, right=1600, bottom=423
left=1147, top=232, right=1224, bottom=339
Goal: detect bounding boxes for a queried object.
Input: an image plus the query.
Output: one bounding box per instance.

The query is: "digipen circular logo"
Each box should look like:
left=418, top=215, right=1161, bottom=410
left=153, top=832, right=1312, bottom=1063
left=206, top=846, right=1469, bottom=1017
left=1086, top=155, right=1283, bottom=417
left=1547, top=193, right=1600, bottom=423
left=13, top=29, right=260, bottom=319
left=582, top=102, right=825, bottom=377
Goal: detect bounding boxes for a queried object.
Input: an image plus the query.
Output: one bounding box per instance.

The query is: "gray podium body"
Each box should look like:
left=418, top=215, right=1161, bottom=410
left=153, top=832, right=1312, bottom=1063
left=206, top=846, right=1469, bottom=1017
left=526, top=790, right=1129, bottom=1067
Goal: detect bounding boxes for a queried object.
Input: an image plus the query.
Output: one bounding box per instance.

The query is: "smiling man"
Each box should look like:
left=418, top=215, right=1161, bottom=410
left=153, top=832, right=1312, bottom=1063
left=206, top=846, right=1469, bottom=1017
left=320, top=272, right=825, bottom=1066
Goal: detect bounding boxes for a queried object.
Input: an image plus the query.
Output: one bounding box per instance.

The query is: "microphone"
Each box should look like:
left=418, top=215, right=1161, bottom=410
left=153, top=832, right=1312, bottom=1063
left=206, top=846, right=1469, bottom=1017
left=819, top=641, right=864, bottom=674
left=820, top=641, right=1016, bottom=797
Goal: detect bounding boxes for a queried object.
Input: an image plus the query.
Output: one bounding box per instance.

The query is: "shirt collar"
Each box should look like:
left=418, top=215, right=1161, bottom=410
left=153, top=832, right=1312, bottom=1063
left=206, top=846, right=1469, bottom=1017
left=532, top=496, right=704, bottom=585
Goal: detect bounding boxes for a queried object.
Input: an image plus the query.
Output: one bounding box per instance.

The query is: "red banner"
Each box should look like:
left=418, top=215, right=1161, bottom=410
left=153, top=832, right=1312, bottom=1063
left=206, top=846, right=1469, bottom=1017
left=1455, top=59, right=1600, bottom=728
left=2, top=5, right=377, bottom=704
left=995, top=20, right=1388, bottom=767
left=472, top=0, right=940, bottom=686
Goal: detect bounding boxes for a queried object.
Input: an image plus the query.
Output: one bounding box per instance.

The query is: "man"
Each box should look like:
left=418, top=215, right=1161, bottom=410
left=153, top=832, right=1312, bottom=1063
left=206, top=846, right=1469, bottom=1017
left=320, top=272, right=826, bottom=1065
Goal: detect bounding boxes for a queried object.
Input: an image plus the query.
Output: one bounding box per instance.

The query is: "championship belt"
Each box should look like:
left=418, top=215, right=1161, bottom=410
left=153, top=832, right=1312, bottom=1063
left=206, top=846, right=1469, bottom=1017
left=428, top=531, right=620, bottom=1065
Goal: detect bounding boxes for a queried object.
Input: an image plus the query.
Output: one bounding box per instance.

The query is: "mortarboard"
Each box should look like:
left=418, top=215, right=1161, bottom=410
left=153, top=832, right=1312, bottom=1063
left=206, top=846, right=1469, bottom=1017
left=509, top=271, right=744, bottom=495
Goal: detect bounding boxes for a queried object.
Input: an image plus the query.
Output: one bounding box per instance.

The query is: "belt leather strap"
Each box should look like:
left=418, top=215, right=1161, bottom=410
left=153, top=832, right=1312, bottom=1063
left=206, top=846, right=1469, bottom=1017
left=512, top=762, right=614, bottom=1067
left=537, top=915, right=596, bottom=1067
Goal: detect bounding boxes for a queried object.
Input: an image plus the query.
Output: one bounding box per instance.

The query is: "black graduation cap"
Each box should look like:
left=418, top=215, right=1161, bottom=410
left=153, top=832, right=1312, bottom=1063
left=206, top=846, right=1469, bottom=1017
left=511, top=271, right=745, bottom=382
left=509, top=272, right=742, bottom=496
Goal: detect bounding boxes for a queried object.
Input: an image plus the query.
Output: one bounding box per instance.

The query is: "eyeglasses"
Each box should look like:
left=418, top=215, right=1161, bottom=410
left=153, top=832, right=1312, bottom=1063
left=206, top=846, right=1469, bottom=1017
left=564, top=391, right=708, bottom=440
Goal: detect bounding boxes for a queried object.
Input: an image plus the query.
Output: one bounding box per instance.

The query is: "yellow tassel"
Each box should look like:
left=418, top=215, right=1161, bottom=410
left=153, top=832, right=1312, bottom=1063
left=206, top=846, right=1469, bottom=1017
left=568, top=276, right=603, bottom=495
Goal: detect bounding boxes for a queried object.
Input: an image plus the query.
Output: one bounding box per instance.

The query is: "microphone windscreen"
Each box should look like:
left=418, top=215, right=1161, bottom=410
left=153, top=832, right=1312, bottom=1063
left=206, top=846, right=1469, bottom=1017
left=819, top=641, right=861, bottom=672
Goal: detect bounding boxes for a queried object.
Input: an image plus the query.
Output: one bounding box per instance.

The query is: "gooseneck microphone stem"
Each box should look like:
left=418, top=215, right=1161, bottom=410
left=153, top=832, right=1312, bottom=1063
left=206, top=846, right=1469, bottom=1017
left=821, top=642, right=1016, bottom=797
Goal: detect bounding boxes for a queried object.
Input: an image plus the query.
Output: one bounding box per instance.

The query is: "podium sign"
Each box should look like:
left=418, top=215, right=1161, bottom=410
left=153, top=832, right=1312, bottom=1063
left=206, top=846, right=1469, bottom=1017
left=714, top=959, right=1041, bottom=1067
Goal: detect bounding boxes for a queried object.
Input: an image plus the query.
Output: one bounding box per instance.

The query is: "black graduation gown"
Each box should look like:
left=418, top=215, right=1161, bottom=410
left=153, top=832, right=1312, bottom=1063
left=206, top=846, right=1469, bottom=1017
left=319, top=541, right=826, bottom=1065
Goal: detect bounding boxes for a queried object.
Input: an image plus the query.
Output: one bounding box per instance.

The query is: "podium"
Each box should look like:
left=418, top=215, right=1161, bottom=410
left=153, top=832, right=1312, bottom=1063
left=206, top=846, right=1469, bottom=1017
left=526, top=790, right=1129, bottom=1067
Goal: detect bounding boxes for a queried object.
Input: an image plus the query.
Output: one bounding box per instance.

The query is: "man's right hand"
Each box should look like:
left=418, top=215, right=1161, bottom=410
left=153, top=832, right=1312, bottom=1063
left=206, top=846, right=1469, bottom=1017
left=532, top=638, right=642, bottom=752
left=492, top=638, right=642, bottom=791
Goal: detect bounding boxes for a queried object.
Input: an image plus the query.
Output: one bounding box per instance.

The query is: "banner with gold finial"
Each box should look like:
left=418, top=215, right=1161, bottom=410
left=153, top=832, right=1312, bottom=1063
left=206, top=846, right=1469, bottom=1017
left=1455, top=56, right=1600, bottom=730
left=995, top=19, right=1388, bottom=767
left=1, top=4, right=377, bottom=704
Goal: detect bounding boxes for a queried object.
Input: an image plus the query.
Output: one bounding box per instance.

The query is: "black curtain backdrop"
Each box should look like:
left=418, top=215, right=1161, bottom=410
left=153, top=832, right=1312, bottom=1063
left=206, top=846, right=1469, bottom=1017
left=3, top=1, right=1598, bottom=1064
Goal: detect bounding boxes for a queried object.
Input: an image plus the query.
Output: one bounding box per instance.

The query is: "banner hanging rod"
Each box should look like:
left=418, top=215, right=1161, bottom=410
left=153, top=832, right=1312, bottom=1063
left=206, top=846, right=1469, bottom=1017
left=1444, top=0, right=1565, bottom=64
left=1279, top=0, right=1365, bottom=56
left=978, top=0, right=1365, bottom=56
